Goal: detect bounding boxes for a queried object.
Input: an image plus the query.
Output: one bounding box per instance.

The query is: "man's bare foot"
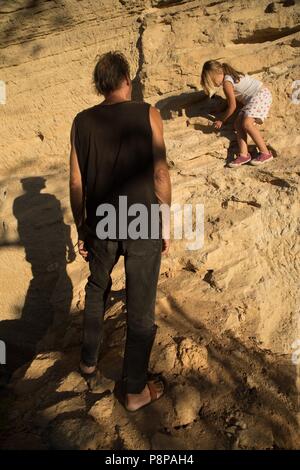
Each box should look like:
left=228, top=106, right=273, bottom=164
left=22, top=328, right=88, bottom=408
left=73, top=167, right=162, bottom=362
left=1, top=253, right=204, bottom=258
left=125, top=379, right=165, bottom=412
left=79, top=360, right=96, bottom=375
left=79, top=361, right=114, bottom=392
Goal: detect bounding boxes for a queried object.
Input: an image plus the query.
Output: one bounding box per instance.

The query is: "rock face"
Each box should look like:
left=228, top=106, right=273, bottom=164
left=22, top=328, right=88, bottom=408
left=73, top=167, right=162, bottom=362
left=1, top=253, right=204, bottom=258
left=0, top=0, right=300, bottom=450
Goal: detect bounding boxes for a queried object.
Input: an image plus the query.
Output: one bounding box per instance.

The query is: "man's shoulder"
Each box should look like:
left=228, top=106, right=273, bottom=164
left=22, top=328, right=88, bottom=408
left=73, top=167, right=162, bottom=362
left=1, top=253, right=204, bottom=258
left=75, top=101, right=150, bottom=115
left=129, top=100, right=151, bottom=108
left=74, top=104, right=98, bottom=120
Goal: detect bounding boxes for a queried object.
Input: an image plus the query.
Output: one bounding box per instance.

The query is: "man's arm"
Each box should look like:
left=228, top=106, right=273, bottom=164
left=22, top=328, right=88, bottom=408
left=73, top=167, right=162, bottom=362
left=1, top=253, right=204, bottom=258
left=69, top=118, right=88, bottom=259
left=149, top=106, right=171, bottom=254
left=149, top=106, right=171, bottom=206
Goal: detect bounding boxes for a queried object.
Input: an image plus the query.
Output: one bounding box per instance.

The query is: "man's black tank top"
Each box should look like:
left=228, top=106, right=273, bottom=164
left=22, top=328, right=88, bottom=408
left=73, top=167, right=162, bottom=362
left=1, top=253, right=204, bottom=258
left=74, top=100, right=161, bottom=240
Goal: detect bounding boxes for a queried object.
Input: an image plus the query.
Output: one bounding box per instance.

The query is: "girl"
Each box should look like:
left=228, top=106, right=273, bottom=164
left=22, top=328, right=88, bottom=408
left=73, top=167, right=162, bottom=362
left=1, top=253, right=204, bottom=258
left=200, top=60, right=273, bottom=167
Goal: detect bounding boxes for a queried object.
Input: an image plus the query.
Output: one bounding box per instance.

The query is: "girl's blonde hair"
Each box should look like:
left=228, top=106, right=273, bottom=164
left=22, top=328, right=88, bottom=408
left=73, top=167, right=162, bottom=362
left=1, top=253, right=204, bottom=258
left=200, top=60, right=244, bottom=96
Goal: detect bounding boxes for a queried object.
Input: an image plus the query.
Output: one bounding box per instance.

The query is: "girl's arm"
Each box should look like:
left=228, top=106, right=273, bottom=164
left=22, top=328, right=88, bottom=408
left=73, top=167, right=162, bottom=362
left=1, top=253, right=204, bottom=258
left=214, top=80, right=237, bottom=129
left=222, top=80, right=237, bottom=122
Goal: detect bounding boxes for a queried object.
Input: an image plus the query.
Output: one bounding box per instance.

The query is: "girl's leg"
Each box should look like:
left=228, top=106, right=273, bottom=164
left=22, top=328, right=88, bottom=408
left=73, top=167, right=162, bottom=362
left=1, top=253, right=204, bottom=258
left=229, top=113, right=251, bottom=167
left=234, top=113, right=248, bottom=155
left=242, top=116, right=268, bottom=153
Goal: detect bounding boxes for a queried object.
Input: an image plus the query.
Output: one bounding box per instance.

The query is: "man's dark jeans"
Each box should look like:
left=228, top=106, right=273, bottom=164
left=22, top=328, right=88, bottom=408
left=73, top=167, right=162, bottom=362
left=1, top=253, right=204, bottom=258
left=81, top=234, right=162, bottom=394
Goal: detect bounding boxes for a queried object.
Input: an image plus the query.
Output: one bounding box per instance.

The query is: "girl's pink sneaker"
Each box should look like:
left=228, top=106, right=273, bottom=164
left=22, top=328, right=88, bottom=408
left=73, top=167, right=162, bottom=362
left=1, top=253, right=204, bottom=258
left=250, top=151, right=273, bottom=165
left=229, top=153, right=251, bottom=168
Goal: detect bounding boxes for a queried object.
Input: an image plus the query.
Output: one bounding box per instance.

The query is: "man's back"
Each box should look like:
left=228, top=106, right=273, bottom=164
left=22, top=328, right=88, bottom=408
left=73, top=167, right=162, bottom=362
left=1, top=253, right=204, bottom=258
left=70, top=51, right=171, bottom=408
left=74, top=100, right=160, bottom=239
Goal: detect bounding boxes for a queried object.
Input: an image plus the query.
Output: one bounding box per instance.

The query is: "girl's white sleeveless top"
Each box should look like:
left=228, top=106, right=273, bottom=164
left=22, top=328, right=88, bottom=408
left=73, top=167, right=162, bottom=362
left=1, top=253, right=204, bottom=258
left=224, top=74, right=263, bottom=104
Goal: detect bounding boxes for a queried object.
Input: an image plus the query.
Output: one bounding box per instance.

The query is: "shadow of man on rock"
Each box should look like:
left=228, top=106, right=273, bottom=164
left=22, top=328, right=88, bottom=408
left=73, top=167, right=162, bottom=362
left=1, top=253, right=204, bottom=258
left=0, top=176, right=74, bottom=383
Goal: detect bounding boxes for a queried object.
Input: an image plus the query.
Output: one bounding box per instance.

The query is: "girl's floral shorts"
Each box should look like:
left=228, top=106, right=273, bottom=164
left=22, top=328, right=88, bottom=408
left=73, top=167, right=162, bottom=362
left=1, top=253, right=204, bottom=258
left=239, top=87, right=272, bottom=124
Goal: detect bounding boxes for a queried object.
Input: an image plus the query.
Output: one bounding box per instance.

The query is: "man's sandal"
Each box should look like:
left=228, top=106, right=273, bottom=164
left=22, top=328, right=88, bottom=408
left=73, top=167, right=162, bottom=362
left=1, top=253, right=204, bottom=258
left=124, top=375, right=166, bottom=413
left=79, top=365, right=113, bottom=392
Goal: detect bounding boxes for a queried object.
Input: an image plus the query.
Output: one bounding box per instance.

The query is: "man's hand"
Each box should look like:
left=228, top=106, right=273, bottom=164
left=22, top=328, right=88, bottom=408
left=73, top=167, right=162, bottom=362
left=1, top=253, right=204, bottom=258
left=70, top=118, right=86, bottom=259
left=161, top=238, right=170, bottom=255
left=78, top=239, right=88, bottom=260
left=149, top=105, right=172, bottom=259
left=66, top=249, right=76, bottom=263
left=214, top=120, right=223, bottom=129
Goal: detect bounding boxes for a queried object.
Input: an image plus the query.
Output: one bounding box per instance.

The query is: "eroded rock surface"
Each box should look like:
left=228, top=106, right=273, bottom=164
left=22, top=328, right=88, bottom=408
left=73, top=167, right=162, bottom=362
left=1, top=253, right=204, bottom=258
left=0, top=0, right=299, bottom=450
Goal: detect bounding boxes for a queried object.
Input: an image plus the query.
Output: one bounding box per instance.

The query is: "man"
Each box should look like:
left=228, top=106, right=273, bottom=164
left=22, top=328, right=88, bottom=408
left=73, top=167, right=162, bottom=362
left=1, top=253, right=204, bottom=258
left=69, top=51, right=171, bottom=412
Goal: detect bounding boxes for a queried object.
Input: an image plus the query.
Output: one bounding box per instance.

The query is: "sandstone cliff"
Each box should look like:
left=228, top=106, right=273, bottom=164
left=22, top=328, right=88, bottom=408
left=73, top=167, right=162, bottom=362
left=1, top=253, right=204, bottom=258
left=0, top=0, right=299, bottom=450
